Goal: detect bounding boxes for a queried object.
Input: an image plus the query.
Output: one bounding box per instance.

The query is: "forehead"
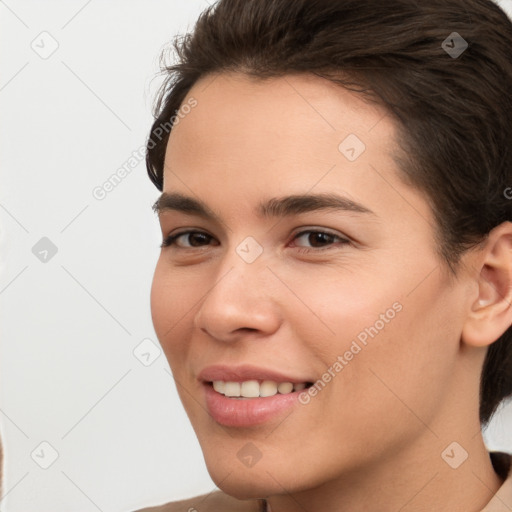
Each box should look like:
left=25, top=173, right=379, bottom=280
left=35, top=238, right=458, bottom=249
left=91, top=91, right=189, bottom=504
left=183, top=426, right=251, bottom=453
left=161, top=72, right=433, bottom=230
left=166, top=72, right=392, bottom=167
left=165, top=72, right=394, bottom=182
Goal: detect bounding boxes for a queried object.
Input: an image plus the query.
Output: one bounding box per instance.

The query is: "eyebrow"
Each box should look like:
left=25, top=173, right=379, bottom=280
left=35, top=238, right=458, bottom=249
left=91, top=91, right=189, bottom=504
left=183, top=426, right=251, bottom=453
left=152, top=192, right=375, bottom=221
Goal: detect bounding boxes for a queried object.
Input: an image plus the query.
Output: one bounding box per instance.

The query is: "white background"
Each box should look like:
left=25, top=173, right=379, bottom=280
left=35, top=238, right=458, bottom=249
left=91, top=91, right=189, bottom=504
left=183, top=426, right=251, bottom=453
left=1, top=1, right=512, bottom=511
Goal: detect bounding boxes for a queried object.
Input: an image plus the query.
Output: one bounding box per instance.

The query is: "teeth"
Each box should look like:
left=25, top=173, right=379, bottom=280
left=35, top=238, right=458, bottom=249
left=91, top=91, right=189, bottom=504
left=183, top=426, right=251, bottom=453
left=260, top=380, right=277, bottom=397
left=241, top=380, right=260, bottom=398
left=212, top=380, right=307, bottom=398
left=224, top=382, right=241, bottom=397
left=277, top=382, right=293, bottom=394
left=213, top=381, right=225, bottom=393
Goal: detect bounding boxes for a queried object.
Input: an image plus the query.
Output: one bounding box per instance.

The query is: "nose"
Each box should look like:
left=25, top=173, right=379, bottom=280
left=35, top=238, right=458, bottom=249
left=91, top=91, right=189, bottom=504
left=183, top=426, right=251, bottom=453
left=193, top=252, right=282, bottom=343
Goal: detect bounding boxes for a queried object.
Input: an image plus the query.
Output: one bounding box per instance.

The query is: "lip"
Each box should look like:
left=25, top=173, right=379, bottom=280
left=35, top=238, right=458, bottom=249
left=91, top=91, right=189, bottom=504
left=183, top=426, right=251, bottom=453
left=199, top=364, right=313, bottom=428
left=198, top=364, right=311, bottom=384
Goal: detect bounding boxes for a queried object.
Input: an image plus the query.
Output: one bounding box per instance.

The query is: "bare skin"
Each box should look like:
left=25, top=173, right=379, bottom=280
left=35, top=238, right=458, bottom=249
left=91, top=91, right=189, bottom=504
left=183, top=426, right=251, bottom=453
left=150, top=72, right=511, bottom=511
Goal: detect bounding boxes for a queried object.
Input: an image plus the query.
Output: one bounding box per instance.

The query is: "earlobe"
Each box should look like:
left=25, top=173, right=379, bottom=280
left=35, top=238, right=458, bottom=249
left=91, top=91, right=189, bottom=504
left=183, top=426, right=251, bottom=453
left=462, top=222, right=512, bottom=348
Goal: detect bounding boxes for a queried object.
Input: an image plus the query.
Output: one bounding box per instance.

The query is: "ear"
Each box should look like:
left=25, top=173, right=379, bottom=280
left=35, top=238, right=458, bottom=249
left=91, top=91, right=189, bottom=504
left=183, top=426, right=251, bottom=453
left=462, top=221, right=512, bottom=348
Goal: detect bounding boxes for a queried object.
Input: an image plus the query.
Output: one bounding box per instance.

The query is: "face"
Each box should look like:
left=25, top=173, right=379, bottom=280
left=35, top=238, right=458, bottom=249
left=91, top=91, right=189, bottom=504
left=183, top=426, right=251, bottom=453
left=151, top=72, right=474, bottom=497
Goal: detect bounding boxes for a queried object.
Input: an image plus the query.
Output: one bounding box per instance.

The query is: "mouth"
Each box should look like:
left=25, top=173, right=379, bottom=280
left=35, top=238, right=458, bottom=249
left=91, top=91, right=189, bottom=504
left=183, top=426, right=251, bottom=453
left=209, top=379, right=313, bottom=398
left=198, top=365, right=315, bottom=427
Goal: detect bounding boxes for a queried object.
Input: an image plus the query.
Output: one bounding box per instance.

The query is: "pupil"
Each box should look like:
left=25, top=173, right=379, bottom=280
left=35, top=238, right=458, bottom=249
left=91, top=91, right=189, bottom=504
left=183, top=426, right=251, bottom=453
left=190, top=233, right=209, bottom=246
left=309, top=232, right=332, bottom=247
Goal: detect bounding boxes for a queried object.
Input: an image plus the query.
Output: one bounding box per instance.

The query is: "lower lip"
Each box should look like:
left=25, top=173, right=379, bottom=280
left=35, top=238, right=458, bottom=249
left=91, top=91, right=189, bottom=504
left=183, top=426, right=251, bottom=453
left=203, top=383, right=303, bottom=427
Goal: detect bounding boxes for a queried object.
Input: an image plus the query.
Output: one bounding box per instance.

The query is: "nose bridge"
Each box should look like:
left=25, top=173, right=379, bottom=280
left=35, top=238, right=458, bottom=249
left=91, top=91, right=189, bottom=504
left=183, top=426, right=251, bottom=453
left=212, top=234, right=270, bottom=297
left=193, top=237, right=281, bottom=340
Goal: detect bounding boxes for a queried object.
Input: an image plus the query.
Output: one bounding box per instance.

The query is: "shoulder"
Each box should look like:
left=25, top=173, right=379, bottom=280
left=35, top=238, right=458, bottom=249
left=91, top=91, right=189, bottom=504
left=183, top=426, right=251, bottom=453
left=134, top=490, right=263, bottom=512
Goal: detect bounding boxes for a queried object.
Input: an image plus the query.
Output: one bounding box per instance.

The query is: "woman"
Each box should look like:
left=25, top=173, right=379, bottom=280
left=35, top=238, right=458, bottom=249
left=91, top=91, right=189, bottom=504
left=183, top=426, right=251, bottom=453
left=137, top=0, right=512, bottom=510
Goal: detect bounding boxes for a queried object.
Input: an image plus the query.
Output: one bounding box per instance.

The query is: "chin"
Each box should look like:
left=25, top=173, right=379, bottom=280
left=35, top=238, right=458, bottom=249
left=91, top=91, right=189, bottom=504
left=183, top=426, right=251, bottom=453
left=205, top=461, right=279, bottom=499
left=201, top=440, right=322, bottom=499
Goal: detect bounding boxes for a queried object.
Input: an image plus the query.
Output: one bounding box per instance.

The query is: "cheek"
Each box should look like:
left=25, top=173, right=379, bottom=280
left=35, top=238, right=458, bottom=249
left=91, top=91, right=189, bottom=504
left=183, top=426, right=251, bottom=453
left=324, top=282, right=459, bottom=439
left=282, top=266, right=401, bottom=363
left=150, top=260, right=197, bottom=364
left=150, top=261, right=172, bottom=341
left=295, top=266, right=458, bottom=424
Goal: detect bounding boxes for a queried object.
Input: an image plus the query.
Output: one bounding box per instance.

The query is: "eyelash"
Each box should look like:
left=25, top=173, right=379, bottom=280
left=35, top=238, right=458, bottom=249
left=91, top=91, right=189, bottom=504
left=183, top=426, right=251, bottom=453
left=160, top=229, right=350, bottom=253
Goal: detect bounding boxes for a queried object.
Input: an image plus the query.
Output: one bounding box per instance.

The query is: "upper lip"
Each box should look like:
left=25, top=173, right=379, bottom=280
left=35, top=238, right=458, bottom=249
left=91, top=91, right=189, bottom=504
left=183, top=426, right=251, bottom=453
left=198, top=364, right=312, bottom=384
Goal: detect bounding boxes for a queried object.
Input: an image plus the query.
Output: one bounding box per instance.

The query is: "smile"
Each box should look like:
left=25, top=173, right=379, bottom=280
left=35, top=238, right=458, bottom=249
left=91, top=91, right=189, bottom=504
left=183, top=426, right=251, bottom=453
left=211, top=379, right=310, bottom=398
left=198, top=365, right=315, bottom=427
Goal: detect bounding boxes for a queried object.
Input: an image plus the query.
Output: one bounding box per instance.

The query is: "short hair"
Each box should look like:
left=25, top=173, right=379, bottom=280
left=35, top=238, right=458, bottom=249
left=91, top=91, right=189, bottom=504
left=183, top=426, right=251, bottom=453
left=145, top=0, right=512, bottom=425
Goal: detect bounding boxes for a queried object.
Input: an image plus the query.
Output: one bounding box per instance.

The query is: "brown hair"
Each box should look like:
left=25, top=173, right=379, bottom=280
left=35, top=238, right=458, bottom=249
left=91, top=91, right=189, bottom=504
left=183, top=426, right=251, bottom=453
left=146, top=0, right=512, bottom=425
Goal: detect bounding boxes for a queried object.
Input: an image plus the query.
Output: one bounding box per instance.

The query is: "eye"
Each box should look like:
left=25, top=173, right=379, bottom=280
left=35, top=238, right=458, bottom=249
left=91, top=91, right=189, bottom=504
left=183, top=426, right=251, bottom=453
left=160, top=230, right=217, bottom=249
left=160, top=228, right=350, bottom=252
left=291, top=229, right=350, bottom=252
